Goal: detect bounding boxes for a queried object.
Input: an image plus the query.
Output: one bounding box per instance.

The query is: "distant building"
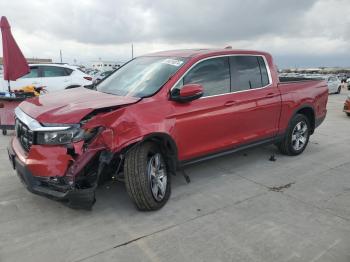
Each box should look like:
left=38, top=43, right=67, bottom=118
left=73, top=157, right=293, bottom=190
left=91, top=61, right=121, bottom=71
left=281, top=67, right=350, bottom=75
left=0, top=57, right=52, bottom=65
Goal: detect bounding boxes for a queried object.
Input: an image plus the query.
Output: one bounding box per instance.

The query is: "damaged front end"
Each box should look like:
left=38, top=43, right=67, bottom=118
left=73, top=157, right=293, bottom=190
left=8, top=107, right=121, bottom=210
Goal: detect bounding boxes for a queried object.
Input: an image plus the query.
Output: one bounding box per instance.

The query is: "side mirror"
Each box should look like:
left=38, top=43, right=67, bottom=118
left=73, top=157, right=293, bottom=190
left=170, top=84, right=204, bottom=103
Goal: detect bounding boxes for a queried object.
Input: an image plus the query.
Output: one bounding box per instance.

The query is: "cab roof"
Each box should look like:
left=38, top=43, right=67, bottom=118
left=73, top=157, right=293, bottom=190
left=144, top=48, right=271, bottom=59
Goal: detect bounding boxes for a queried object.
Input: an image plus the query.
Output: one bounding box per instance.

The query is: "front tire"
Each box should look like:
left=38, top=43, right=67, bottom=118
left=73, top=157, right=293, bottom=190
left=278, top=114, right=310, bottom=156
left=124, top=142, right=171, bottom=211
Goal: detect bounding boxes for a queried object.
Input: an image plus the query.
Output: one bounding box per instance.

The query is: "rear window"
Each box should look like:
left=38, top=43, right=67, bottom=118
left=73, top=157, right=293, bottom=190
left=65, top=68, right=73, bottom=75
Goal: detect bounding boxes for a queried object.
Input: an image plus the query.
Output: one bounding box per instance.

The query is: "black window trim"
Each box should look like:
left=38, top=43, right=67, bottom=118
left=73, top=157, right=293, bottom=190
left=170, top=54, right=273, bottom=99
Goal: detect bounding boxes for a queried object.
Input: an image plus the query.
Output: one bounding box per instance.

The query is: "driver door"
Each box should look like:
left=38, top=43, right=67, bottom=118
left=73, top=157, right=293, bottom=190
left=171, top=57, right=235, bottom=160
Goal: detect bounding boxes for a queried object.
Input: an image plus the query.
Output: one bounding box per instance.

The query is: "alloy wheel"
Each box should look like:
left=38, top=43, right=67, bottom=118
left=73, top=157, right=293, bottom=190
left=147, top=153, right=167, bottom=202
left=291, top=121, right=308, bottom=151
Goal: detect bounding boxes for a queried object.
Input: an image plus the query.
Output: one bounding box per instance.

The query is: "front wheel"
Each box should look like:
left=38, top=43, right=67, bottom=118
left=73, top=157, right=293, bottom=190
left=2, top=129, right=7, bottom=136
left=277, top=114, right=310, bottom=156
left=124, top=142, right=171, bottom=211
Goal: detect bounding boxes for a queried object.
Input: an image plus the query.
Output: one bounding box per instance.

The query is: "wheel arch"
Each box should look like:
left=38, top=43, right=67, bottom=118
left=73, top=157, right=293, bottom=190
left=121, top=132, right=179, bottom=175
left=293, top=105, right=315, bottom=134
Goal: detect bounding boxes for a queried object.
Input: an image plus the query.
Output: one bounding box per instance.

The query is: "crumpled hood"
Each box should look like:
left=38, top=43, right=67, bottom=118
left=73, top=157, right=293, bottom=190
left=19, top=87, right=140, bottom=124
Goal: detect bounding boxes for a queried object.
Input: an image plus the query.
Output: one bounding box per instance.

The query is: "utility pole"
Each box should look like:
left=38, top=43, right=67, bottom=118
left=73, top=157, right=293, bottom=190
left=60, top=50, right=63, bottom=63
left=131, top=44, right=134, bottom=60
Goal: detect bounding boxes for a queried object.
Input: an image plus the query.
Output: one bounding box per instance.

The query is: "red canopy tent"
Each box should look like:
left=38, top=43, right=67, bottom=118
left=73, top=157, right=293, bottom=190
left=0, top=16, right=29, bottom=92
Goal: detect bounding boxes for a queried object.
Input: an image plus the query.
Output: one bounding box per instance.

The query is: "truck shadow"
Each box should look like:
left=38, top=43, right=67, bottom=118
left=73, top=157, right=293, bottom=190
left=93, top=144, right=280, bottom=211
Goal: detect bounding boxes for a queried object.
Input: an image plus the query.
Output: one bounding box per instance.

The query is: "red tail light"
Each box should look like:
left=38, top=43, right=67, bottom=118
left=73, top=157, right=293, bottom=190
left=84, top=76, right=92, bottom=81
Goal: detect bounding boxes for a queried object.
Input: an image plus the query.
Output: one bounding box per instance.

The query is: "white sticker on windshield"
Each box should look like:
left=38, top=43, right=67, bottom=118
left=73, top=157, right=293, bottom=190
left=162, top=59, right=184, bottom=67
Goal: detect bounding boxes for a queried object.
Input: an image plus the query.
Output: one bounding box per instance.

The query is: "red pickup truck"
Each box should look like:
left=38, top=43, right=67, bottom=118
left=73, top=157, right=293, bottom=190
left=8, top=49, right=328, bottom=210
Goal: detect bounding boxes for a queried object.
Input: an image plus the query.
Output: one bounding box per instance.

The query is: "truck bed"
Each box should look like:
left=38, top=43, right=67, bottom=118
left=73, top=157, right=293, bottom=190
left=277, top=78, right=328, bottom=134
left=279, top=77, right=323, bottom=83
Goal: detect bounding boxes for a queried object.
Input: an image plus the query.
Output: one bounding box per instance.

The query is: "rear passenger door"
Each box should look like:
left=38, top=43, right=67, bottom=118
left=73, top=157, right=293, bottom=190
left=172, top=57, right=237, bottom=160
left=40, top=66, right=72, bottom=92
left=225, top=56, right=281, bottom=145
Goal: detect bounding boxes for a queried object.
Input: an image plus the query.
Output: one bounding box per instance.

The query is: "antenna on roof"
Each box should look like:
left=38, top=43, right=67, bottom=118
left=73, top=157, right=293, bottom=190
left=224, top=46, right=232, bottom=49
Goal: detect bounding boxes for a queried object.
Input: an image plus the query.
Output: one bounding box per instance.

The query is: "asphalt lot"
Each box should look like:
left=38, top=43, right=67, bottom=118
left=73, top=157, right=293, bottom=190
left=0, top=91, right=350, bottom=262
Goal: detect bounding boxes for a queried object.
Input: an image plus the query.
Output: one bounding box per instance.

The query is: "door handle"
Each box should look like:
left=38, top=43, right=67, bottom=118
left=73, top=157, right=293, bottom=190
left=224, top=100, right=237, bottom=107
left=265, top=93, right=276, bottom=98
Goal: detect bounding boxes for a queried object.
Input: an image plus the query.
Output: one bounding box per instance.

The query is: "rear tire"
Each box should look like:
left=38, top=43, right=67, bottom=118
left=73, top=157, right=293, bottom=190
left=347, top=113, right=350, bottom=117
left=2, top=129, right=7, bottom=136
left=337, top=86, right=341, bottom=94
left=278, top=114, right=310, bottom=156
left=124, top=142, right=171, bottom=211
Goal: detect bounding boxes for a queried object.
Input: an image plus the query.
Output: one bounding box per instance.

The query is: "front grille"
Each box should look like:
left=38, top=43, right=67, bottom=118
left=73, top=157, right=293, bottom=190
left=15, top=119, right=34, bottom=152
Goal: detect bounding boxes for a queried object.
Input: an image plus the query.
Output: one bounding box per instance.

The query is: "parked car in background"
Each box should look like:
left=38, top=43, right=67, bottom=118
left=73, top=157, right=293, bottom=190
left=85, top=69, right=99, bottom=76
left=8, top=49, right=328, bottom=211
left=1, top=64, right=93, bottom=93
left=326, top=76, right=342, bottom=94
left=92, top=70, right=113, bottom=84
left=347, top=78, right=350, bottom=90
left=344, top=95, right=350, bottom=117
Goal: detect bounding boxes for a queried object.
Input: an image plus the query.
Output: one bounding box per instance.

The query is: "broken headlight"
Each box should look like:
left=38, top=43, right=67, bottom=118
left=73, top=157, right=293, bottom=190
left=36, top=127, right=99, bottom=145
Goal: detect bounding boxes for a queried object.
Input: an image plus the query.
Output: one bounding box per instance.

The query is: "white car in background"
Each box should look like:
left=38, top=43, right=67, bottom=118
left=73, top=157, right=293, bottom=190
left=326, top=76, right=342, bottom=94
left=1, top=64, right=93, bottom=93
left=346, top=78, right=350, bottom=90
left=92, top=70, right=114, bottom=84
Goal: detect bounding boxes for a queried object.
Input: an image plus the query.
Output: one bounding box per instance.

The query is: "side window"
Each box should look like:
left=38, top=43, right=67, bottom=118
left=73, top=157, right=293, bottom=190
left=20, top=67, right=39, bottom=78
left=41, top=66, right=68, bottom=77
left=64, top=68, right=73, bottom=76
left=183, top=57, right=230, bottom=97
left=230, top=56, right=269, bottom=91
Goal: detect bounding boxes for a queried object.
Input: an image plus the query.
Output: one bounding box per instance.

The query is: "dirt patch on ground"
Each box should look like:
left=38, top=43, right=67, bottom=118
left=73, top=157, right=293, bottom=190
left=268, top=182, right=295, bottom=192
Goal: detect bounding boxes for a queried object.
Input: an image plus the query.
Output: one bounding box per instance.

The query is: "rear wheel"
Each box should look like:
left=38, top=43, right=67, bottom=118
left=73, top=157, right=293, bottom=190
left=124, top=142, right=171, bottom=211
left=2, top=129, right=7, bottom=136
left=347, top=113, right=350, bottom=117
left=278, top=114, right=310, bottom=156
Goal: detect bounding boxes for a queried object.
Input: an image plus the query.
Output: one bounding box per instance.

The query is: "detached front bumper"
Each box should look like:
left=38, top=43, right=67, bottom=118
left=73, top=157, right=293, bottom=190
left=7, top=139, right=96, bottom=210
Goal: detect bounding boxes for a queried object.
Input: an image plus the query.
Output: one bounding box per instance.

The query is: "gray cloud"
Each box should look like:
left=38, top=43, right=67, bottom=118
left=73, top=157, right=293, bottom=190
left=0, top=0, right=320, bottom=44
left=151, top=0, right=318, bottom=43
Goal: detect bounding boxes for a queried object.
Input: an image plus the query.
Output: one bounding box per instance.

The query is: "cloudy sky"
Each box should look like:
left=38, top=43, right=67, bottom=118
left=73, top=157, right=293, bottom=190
left=1, top=0, right=349, bottom=68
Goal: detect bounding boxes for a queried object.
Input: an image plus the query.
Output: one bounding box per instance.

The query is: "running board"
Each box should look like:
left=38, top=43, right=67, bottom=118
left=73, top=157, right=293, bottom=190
left=181, top=136, right=282, bottom=167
